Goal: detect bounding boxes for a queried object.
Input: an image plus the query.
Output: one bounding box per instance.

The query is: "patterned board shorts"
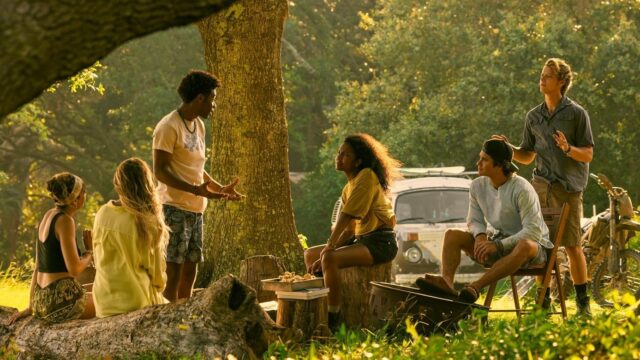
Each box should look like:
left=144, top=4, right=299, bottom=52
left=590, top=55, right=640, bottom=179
left=33, top=277, right=85, bottom=324
left=163, top=204, right=204, bottom=264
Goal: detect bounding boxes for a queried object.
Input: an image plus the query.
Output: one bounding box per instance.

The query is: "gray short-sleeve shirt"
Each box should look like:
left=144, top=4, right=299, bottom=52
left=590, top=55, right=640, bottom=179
left=520, top=97, right=594, bottom=192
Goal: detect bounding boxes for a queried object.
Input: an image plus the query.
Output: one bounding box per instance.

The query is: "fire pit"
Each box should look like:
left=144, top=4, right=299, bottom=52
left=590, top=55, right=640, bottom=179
left=369, top=282, right=488, bottom=334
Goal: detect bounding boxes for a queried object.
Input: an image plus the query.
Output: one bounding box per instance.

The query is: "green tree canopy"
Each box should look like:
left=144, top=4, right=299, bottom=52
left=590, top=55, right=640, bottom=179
left=295, top=0, right=640, bottom=243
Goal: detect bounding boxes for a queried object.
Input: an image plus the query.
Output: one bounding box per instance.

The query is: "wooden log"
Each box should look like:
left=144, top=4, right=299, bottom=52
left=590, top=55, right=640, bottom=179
left=0, top=275, right=285, bottom=359
left=239, top=255, right=286, bottom=302
left=276, top=296, right=328, bottom=339
left=339, top=262, right=392, bottom=329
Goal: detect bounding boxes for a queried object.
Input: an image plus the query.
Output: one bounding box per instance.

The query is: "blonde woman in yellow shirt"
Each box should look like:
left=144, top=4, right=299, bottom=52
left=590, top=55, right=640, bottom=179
left=304, top=133, right=401, bottom=329
left=92, top=158, right=170, bottom=317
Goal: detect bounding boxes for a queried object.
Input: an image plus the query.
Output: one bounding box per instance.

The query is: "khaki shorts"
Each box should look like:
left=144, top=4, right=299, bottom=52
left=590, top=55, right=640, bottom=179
left=532, top=178, right=583, bottom=247
left=464, top=232, right=548, bottom=269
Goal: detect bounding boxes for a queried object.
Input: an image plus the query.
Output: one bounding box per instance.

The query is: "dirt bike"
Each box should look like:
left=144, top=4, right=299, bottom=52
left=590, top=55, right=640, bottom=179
left=502, top=173, right=640, bottom=308
left=581, top=173, right=640, bottom=307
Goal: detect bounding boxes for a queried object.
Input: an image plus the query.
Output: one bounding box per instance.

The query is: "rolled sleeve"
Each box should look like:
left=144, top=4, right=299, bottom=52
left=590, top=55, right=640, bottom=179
left=341, top=170, right=376, bottom=219
left=574, top=108, right=595, bottom=148
left=151, top=247, right=167, bottom=292
left=140, top=245, right=166, bottom=292
left=152, top=122, right=177, bottom=154
left=519, top=114, right=536, bottom=152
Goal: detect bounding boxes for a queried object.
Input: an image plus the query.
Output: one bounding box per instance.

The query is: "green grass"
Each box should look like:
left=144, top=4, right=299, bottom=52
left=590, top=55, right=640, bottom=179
left=0, top=285, right=29, bottom=310
left=0, top=263, right=636, bottom=359
left=0, top=262, right=32, bottom=310
left=266, top=296, right=640, bottom=359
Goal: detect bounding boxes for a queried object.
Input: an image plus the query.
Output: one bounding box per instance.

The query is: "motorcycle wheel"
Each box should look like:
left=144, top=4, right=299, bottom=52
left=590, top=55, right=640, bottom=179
left=591, top=249, right=640, bottom=308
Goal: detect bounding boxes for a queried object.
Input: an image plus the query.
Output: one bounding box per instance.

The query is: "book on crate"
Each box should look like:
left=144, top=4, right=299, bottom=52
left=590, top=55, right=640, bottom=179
left=276, top=287, right=330, bottom=300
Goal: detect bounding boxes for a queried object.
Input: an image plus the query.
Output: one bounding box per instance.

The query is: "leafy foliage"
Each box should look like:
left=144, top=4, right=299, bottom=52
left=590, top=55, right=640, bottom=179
left=295, top=0, right=640, bottom=242
left=266, top=298, right=640, bottom=359
left=283, top=0, right=376, bottom=171
left=0, top=26, right=205, bottom=263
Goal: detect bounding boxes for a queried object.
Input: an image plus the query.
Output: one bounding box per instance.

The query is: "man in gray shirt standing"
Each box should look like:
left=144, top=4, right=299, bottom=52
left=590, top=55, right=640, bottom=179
left=493, top=58, right=594, bottom=315
left=416, top=139, right=552, bottom=304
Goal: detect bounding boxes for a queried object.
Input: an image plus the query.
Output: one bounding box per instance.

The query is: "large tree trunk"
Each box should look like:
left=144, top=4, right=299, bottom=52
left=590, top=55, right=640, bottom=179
left=0, top=127, right=34, bottom=261
left=0, top=0, right=235, bottom=120
left=0, top=161, right=30, bottom=260
left=0, top=276, right=282, bottom=359
left=197, top=0, right=303, bottom=283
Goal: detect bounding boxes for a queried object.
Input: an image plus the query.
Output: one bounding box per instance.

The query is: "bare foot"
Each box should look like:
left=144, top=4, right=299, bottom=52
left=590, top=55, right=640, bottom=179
left=415, top=274, right=458, bottom=296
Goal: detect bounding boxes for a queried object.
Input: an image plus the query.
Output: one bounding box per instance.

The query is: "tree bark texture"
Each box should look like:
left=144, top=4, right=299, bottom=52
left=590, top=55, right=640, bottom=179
left=276, top=296, right=330, bottom=339
left=0, top=123, right=36, bottom=260
left=0, top=275, right=278, bottom=359
left=0, top=0, right=235, bottom=120
left=239, top=255, right=286, bottom=302
left=197, top=0, right=303, bottom=283
left=340, top=263, right=393, bottom=329
left=0, top=158, right=31, bottom=261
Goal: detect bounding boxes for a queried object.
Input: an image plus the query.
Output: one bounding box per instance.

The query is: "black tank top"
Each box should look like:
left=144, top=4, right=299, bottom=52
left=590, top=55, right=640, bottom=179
left=36, top=212, right=70, bottom=273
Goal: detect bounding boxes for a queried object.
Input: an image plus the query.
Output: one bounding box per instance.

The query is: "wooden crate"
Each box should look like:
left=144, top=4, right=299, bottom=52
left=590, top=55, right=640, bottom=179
left=261, top=277, right=324, bottom=292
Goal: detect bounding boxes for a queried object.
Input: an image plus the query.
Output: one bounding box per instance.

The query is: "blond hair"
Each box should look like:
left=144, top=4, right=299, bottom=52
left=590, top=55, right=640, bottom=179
left=113, top=158, right=169, bottom=249
left=545, top=58, right=573, bottom=96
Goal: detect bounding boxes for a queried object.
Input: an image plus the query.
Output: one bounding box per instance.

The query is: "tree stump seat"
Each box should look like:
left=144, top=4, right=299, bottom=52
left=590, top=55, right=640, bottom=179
left=275, top=288, right=330, bottom=339
left=339, top=262, right=393, bottom=329
left=239, top=255, right=286, bottom=302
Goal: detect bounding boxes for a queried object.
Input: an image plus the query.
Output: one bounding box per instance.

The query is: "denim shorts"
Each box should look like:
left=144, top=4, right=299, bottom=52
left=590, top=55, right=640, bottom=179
left=354, top=229, right=398, bottom=264
left=163, top=204, right=204, bottom=264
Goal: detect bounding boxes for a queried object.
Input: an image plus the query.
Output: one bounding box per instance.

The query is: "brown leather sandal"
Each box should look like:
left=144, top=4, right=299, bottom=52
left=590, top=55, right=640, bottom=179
left=415, top=274, right=458, bottom=297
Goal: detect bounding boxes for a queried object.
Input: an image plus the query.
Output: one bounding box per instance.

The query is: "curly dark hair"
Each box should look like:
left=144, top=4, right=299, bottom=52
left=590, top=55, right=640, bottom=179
left=177, top=70, right=220, bottom=103
left=343, top=133, right=402, bottom=191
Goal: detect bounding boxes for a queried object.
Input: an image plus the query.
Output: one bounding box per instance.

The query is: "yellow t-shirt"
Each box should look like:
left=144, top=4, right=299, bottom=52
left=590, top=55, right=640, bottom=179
left=152, top=110, right=207, bottom=214
left=341, top=168, right=396, bottom=236
left=92, top=201, right=168, bottom=318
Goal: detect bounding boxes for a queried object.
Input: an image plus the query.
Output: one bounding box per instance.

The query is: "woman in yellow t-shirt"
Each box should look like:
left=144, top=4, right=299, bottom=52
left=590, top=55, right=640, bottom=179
left=304, top=133, right=401, bottom=329
left=92, top=158, right=170, bottom=317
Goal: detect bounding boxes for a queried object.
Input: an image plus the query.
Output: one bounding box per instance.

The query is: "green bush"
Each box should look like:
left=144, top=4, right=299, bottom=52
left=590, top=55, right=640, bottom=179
left=265, top=297, right=640, bottom=359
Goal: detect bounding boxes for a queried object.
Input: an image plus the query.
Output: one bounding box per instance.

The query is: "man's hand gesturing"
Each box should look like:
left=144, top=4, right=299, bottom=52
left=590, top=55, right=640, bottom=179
left=195, top=181, right=230, bottom=199
left=218, top=178, right=245, bottom=201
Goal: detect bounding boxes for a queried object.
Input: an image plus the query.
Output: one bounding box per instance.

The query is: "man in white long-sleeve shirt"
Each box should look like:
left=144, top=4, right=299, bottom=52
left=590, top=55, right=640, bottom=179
left=416, top=139, right=552, bottom=303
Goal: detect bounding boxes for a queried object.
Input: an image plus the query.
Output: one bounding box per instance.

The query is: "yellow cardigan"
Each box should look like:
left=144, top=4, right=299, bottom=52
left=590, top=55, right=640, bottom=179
left=92, top=201, right=167, bottom=318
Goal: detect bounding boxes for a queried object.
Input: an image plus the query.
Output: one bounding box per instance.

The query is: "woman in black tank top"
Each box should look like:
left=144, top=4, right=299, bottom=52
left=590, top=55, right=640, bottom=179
left=6, top=173, right=95, bottom=324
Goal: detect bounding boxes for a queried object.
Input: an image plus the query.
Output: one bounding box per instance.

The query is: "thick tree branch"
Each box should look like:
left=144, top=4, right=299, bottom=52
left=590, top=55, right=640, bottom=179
left=0, top=0, right=235, bottom=120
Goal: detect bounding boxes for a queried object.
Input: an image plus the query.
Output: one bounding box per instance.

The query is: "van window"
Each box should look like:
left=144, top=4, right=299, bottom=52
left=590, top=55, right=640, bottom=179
left=395, top=190, right=468, bottom=224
